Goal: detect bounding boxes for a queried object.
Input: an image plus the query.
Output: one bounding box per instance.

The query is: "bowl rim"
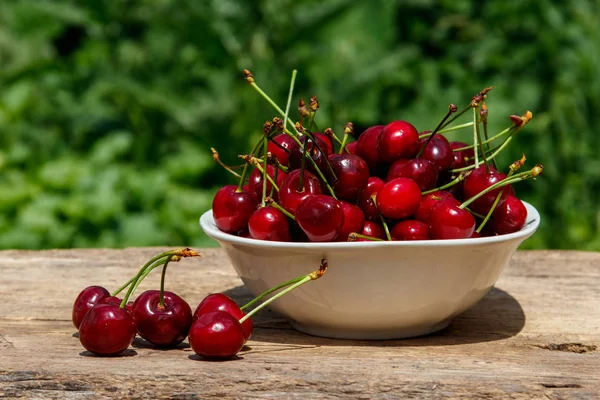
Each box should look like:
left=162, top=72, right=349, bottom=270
left=199, top=201, right=540, bottom=249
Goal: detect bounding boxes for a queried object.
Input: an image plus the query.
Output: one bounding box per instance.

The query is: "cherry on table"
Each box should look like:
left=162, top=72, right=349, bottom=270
left=78, top=303, right=137, bottom=356
left=295, top=195, right=345, bottom=242
left=391, top=220, right=430, bottom=241
left=132, top=290, right=193, bottom=347
left=212, top=185, right=259, bottom=233
left=278, top=169, right=323, bottom=214
left=188, top=311, right=245, bottom=360
left=377, top=120, right=420, bottom=162
left=492, top=195, right=527, bottom=234
left=248, top=207, right=291, bottom=242
left=336, top=201, right=366, bottom=242
left=193, top=293, right=252, bottom=341
left=328, top=154, right=369, bottom=201
left=72, top=286, right=110, bottom=330
left=358, top=176, right=386, bottom=221
left=386, top=158, right=439, bottom=191
left=376, top=178, right=422, bottom=220
left=429, top=198, right=475, bottom=239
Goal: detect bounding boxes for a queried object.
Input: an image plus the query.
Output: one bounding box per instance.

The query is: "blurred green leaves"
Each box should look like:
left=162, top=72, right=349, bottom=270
left=0, top=0, right=598, bottom=250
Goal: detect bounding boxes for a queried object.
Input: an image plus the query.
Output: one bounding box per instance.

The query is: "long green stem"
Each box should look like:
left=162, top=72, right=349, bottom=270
left=238, top=139, right=263, bottom=191
left=282, top=70, right=297, bottom=138
left=452, top=126, right=513, bottom=152
left=472, top=107, right=479, bottom=167
left=348, top=233, right=385, bottom=241
left=436, top=122, right=474, bottom=135
left=439, top=104, right=470, bottom=130
left=451, top=130, right=518, bottom=173
left=159, top=255, right=175, bottom=308
left=239, top=276, right=305, bottom=311
left=421, top=172, right=467, bottom=195
left=261, top=138, right=268, bottom=207
left=111, top=257, right=169, bottom=297
left=130, top=258, right=170, bottom=295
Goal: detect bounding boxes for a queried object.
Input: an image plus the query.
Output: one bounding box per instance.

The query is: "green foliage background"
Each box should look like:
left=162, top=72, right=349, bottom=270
left=0, top=0, right=598, bottom=250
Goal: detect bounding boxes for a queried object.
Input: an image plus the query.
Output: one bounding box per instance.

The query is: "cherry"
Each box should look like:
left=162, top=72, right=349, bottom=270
left=278, top=169, right=323, bottom=214
left=267, top=133, right=295, bottom=167
left=355, top=125, right=385, bottom=170
left=328, top=154, right=369, bottom=201
left=345, top=141, right=358, bottom=155
left=132, top=290, right=193, bottom=347
left=188, top=311, right=245, bottom=360
left=193, top=293, right=252, bottom=341
left=359, top=221, right=386, bottom=240
left=247, top=165, right=287, bottom=201
left=376, top=178, right=422, bottom=220
left=212, top=185, right=259, bottom=233
left=429, top=198, right=475, bottom=239
left=492, top=195, right=527, bottom=234
left=98, top=296, right=134, bottom=314
left=313, top=132, right=334, bottom=154
left=414, top=191, right=456, bottom=223
left=386, top=158, right=439, bottom=191
left=336, top=201, right=365, bottom=242
left=78, top=303, right=137, bottom=356
left=463, top=165, right=513, bottom=214
left=378, top=120, right=420, bottom=162
left=358, top=176, right=386, bottom=221
left=450, top=141, right=475, bottom=170
left=391, top=220, right=430, bottom=241
left=295, top=195, right=345, bottom=242
left=418, top=134, right=454, bottom=172
left=288, top=135, right=331, bottom=176
left=248, top=207, right=291, bottom=242
left=72, top=286, right=110, bottom=329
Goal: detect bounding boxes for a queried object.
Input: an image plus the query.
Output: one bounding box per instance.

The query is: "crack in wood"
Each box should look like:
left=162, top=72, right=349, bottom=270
left=540, top=383, right=583, bottom=388
left=533, top=343, right=597, bottom=353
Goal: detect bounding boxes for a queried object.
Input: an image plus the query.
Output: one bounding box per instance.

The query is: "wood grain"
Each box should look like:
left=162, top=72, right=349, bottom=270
left=0, top=249, right=599, bottom=399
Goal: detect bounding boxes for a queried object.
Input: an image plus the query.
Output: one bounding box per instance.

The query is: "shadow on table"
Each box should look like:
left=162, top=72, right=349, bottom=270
left=222, top=285, right=525, bottom=347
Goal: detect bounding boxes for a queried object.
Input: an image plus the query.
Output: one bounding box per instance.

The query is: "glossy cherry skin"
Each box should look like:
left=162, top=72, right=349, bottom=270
left=359, top=221, right=386, bottom=240
left=463, top=165, right=512, bottom=214
left=328, top=154, right=369, bottom=201
left=132, top=290, right=193, bottom=347
left=247, top=165, right=287, bottom=201
left=288, top=135, right=331, bottom=176
left=268, top=134, right=295, bottom=167
left=386, top=158, right=439, bottom=191
left=492, top=195, right=527, bottom=235
left=391, top=220, right=430, bottom=241
left=358, top=177, right=386, bottom=221
left=189, top=311, right=245, bottom=359
left=414, top=191, right=456, bottom=223
left=212, top=185, right=259, bottom=233
left=193, top=293, right=252, bottom=341
left=278, top=169, right=323, bottom=214
left=376, top=178, right=422, bottom=220
left=79, top=304, right=137, bottom=356
left=314, top=132, right=334, bottom=155
left=98, top=296, right=134, bottom=314
left=336, top=201, right=365, bottom=242
left=418, top=134, right=454, bottom=173
left=449, top=141, right=475, bottom=170
left=248, top=207, right=291, bottom=242
left=345, top=141, right=358, bottom=155
left=295, top=195, right=345, bottom=242
left=429, top=198, right=476, bottom=239
left=356, top=125, right=385, bottom=170
left=72, top=286, right=110, bottom=329
left=378, top=120, right=420, bottom=162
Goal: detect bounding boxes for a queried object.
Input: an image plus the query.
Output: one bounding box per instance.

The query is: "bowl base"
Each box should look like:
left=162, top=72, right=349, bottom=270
left=289, top=319, right=452, bottom=341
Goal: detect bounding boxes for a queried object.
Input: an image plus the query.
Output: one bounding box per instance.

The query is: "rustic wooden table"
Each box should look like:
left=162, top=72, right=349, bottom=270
left=0, top=248, right=598, bottom=399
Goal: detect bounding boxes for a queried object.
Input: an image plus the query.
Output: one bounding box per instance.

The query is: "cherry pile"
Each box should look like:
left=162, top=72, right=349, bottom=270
left=211, top=71, right=542, bottom=242
left=73, top=248, right=327, bottom=359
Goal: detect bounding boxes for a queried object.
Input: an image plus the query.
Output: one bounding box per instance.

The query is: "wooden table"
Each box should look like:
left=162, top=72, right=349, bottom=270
left=0, top=249, right=598, bottom=399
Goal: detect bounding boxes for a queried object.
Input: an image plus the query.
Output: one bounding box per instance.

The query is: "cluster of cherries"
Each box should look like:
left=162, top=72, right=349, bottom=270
left=73, top=248, right=327, bottom=359
left=212, top=72, right=542, bottom=243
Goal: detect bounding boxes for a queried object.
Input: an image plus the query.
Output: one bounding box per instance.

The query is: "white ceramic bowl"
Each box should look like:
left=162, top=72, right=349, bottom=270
left=199, top=202, right=540, bottom=340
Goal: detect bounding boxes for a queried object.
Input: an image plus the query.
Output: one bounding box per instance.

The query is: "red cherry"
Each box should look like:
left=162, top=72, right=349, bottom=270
left=132, top=290, right=193, bottom=347
left=295, top=195, right=345, bottom=242
left=345, top=141, right=358, bottom=155
left=313, top=132, right=334, bottom=154
left=336, top=201, right=365, bottom=242
left=418, top=134, right=454, bottom=172
left=79, top=304, right=137, bottom=356
left=247, top=165, right=287, bottom=201
left=248, top=207, right=291, bottom=242
left=463, top=165, right=513, bottom=214
left=193, top=294, right=252, bottom=341
left=386, top=158, right=439, bottom=191
left=98, top=296, right=134, bottom=314
left=288, top=135, right=331, bottom=176
left=212, top=185, right=259, bottom=233
left=328, top=154, right=369, bottom=201
left=358, top=177, right=386, bottom=221
left=391, top=220, right=430, bottom=241
left=429, top=199, right=476, bottom=239
left=268, top=134, right=295, bottom=166
left=492, top=195, right=527, bottom=234
left=449, top=141, right=474, bottom=170
left=356, top=125, right=385, bottom=169
left=359, top=221, right=386, bottom=240
left=188, top=311, right=245, bottom=360
left=376, top=178, right=422, bottom=220
left=72, top=286, right=110, bottom=329
left=415, top=191, right=456, bottom=223
left=278, top=169, right=323, bottom=214
left=378, top=120, right=420, bottom=162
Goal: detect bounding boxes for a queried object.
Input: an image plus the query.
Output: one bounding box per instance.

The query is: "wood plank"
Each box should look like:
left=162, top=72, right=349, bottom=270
left=0, top=249, right=599, bottom=399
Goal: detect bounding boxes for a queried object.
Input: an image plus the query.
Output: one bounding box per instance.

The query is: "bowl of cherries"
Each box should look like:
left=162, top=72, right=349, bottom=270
left=200, top=70, right=541, bottom=340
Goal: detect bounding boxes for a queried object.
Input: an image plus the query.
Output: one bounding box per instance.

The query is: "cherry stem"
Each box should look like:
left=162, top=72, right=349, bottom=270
left=435, top=122, right=474, bottom=135
left=476, top=188, right=506, bottom=234
left=371, top=194, right=392, bottom=241
left=348, top=232, right=385, bottom=241
left=421, top=172, right=469, bottom=195
left=261, top=138, right=268, bottom=207
left=298, top=137, right=308, bottom=192
left=159, top=255, right=175, bottom=309
left=265, top=198, right=295, bottom=220
left=129, top=258, right=170, bottom=296
left=338, top=133, right=350, bottom=154
left=238, top=259, right=328, bottom=325
left=250, top=158, right=279, bottom=193
left=283, top=70, right=297, bottom=139
left=416, top=104, right=457, bottom=158
left=452, top=126, right=513, bottom=152
left=211, top=148, right=242, bottom=179
left=269, top=166, right=279, bottom=198
left=472, top=107, right=480, bottom=167
left=110, top=256, right=169, bottom=297
left=239, top=276, right=306, bottom=311
left=473, top=106, right=489, bottom=172
left=237, top=140, right=263, bottom=192
left=439, top=104, right=470, bottom=130
left=451, top=128, right=519, bottom=173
